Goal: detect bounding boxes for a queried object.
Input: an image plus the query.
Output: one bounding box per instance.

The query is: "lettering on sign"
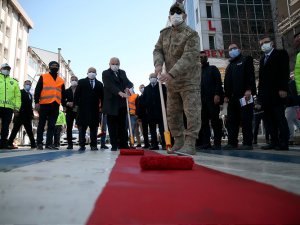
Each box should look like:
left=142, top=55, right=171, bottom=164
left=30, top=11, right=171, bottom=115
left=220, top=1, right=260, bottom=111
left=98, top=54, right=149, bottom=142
left=208, top=20, right=216, bottom=31
left=204, top=50, right=225, bottom=58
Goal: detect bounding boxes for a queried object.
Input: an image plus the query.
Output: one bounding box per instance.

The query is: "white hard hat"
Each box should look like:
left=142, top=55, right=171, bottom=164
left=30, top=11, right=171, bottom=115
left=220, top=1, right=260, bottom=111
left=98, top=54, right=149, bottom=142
left=0, top=63, right=11, bottom=70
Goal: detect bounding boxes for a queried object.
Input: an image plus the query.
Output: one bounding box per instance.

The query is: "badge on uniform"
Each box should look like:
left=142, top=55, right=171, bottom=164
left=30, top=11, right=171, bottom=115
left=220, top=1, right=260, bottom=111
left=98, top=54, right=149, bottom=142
left=10, top=81, right=14, bottom=85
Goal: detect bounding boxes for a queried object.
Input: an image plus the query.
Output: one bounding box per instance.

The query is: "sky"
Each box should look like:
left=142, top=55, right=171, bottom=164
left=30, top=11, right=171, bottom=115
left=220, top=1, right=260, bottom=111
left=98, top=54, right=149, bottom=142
left=18, top=0, right=173, bottom=93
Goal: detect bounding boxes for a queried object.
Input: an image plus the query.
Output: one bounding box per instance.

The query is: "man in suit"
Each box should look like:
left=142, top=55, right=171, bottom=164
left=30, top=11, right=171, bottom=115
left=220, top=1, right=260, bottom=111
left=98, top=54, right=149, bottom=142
left=142, top=73, right=167, bottom=150
left=102, top=57, right=133, bottom=151
left=257, top=36, right=290, bottom=150
left=7, top=80, right=36, bottom=149
left=74, top=67, right=104, bottom=151
left=65, top=75, right=78, bottom=149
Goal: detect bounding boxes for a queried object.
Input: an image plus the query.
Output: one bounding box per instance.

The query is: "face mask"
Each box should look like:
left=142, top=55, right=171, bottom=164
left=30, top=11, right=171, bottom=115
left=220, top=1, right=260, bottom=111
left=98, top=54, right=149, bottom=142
left=24, top=84, right=31, bottom=91
left=261, top=42, right=273, bottom=53
left=88, top=72, right=96, bottom=79
left=140, top=88, right=144, bottom=93
left=229, top=48, right=240, bottom=58
left=70, top=81, right=78, bottom=87
left=50, top=68, right=59, bottom=74
left=200, top=56, right=208, bottom=64
left=170, top=13, right=183, bottom=26
left=111, top=65, right=119, bottom=72
left=1, top=69, right=10, bottom=76
left=150, top=78, right=157, bottom=85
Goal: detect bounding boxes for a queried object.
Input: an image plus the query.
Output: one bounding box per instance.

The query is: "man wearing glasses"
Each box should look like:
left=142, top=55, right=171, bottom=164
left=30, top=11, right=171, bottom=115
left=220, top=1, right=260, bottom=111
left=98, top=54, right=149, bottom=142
left=153, top=2, right=201, bottom=155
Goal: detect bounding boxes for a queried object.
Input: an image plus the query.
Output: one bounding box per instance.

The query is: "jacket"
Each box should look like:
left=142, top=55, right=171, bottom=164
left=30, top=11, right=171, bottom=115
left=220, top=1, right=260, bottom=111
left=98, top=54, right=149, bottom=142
left=153, top=22, right=201, bottom=91
left=201, top=62, right=224, bottom=104
left=39, top=73, right=64, bottom=104
left=295, top=52, right=300, bottom=95
left=0, top=74, right=21, bottom=110
left=224, top=54, right=256, bottom=99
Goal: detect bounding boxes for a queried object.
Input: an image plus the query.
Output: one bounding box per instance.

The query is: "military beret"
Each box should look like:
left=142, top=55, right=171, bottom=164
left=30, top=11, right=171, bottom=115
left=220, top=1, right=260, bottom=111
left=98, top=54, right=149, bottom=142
left=170, top=2, right=185, bottom=14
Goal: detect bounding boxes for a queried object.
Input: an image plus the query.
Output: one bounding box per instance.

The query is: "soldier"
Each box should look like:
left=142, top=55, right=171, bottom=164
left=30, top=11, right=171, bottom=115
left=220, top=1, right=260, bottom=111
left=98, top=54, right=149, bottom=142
left=153, top=2, right=201, bottom=155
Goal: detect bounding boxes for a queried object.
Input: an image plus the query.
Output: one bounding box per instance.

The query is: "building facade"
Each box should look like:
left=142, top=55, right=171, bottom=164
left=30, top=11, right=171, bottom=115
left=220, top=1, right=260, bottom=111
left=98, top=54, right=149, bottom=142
left=276, top=0, right=300, bottom=69
left=0, top=0, right=33, bottom=84
left=183, top=0, right=276, bottom=74
left=28, top=47, right=75, bottom=89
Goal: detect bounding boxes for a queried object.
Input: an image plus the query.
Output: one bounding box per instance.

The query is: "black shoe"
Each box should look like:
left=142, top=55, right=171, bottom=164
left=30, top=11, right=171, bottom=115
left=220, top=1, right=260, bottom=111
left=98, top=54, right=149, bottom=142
left=239, top=145, right=253, bottom=150
left=288, top=141, right=294, bottom=146
left=37, top=144, right=43, bottom=150
left=7, top=144, right=18, bottom=149
left=223, top=144, right=237, bottom=150
left=142, top=144, right=150, bottom=149
left=136, top=144, right=142, bottom=147
left=31, top=144, right=37, bottom=149
left=91, top=146, right=99, bottom=151
left=67, top=145, right=73, bottom=150
left=45, top=145, right=59, bottom=150
left=101, top=145, right=109, bottom=149
left=78, top=146, right=86, bottom=152
left=253, top=140, right=257, bottom=145
left=261, top=144, right=276, bottom=150
left=149, top=146, right=159, bottom=150
left=275, top=145, right=289, bottom=151
left=111, top=147, right=118, bottom=151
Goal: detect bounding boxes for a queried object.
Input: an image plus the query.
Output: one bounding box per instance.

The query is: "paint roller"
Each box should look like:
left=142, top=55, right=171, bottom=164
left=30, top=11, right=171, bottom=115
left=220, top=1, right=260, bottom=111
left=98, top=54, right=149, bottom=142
left=140, top=155, right=194, bottom=170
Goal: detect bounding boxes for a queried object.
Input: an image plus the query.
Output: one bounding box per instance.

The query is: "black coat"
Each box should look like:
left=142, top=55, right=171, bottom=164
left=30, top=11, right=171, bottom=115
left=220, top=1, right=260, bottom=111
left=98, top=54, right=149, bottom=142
left=102, top=68, right=133, bottom=116
left=224, top=54, right=256, bottom=99
left=74, top=77, right=104, bottom=126
left=257, top=49, right=290, bottom=106
left=19, top=89, right=34, bottom=118
left=201, top=62, right=224, bottom=104
left=143, top=83, right=167, bottom=122
left=65, top=87, right=76, bottom=113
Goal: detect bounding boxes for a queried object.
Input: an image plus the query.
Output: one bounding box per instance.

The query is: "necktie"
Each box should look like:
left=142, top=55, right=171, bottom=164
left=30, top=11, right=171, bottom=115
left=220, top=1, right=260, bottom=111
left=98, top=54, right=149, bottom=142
left=264, top=55, right=269, bottom=65
left=90, top=79, right=94, bottom=89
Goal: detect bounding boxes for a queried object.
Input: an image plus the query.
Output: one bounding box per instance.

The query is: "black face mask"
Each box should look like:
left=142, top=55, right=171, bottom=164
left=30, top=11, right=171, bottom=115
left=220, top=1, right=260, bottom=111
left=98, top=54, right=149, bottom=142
left=50, top=68, right=59, bottom=74
left=200, top=56, right=208, bottom=64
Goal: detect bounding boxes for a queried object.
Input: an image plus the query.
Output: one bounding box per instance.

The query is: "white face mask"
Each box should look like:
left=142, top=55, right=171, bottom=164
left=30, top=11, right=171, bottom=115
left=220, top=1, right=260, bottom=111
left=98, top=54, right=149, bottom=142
left=1, top=69, right=10, bottom=76
left=70, top=80, right=78, bottom=87
left=140, top=88, right=144, bottom=93
left=150, top=77, right=157, bottom=85
left=261, top=42, right=273, bottom=53
left=170, top=13, right=183, bottom=26
left=87, top=72, right=96, bottom=79
left=111, top=65, right=119, bottom=72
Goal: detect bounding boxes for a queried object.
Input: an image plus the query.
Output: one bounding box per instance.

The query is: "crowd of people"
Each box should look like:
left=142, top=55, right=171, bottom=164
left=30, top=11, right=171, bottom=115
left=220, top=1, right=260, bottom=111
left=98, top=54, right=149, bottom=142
left=0, top=2, right=300, bottom=154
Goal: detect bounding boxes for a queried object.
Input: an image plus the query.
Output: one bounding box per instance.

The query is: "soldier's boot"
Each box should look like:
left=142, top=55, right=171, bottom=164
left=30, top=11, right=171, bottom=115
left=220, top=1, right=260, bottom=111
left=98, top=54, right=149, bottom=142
left=168, top=136, right=184, bottom=154
left=176, top=136, right=196, bottom=155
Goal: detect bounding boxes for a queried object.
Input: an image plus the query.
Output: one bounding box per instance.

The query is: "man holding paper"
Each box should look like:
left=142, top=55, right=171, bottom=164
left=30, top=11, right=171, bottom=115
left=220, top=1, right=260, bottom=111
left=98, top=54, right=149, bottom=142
left=223, top=43, right=256, bottom=150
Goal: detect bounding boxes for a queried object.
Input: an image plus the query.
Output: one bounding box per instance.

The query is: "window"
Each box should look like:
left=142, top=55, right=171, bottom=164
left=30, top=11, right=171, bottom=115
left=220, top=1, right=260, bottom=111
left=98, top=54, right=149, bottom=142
left=222, top=19, right=231, bottom=33
left=18, top=39, right=22, bottom=49
left=229, top=4, right=238, bottom=18
left=220, top=4, right=229, bottom=18
left=209, top=35, right=215, bottom=49
left=231, top=20, right=240, bottom=34
left=5, top=26, right=10, bottom=37
left=4, top=48, right=8, bottom=59
left=196, top=8, right=199, bottom=24
left=206, top=5, right=212, bottom=18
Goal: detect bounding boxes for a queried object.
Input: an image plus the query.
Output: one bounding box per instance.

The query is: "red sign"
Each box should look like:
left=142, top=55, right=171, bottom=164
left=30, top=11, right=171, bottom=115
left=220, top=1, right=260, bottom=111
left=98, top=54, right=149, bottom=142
left=208, top=20, right=216, bottom=31
left=204, top=50, right=225, bottom=58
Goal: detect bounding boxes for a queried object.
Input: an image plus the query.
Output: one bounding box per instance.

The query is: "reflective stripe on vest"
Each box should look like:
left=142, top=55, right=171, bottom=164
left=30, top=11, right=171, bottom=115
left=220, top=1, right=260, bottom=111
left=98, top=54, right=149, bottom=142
left=128, top=94, right=138, bottom=115
left=40, top=73, right=64, bottom=104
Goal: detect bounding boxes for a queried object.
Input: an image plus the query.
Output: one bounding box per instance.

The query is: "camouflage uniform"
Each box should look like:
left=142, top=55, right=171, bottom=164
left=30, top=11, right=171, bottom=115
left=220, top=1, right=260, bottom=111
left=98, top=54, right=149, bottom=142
left=153, top=19, right=201, bottom=154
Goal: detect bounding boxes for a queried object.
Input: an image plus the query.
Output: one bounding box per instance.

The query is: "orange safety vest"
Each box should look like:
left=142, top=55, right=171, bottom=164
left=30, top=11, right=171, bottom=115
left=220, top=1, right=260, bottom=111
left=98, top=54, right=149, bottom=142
left=39, top=73, right=64, bottom=105
left=128, top=94, right=138, bottom=115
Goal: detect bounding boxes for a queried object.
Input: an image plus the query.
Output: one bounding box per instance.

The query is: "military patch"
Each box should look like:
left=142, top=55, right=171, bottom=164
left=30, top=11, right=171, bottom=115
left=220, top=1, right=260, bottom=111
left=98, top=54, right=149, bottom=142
left=10, top=80, right=14, bottom=85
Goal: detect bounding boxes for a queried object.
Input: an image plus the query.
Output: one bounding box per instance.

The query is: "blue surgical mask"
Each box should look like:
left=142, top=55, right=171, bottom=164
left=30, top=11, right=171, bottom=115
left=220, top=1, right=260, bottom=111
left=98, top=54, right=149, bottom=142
left=229, top=48, right=240, bottom=58
left=24, top=84, right=31, bottom=91
left=261, top=42, right=273, bottom=53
